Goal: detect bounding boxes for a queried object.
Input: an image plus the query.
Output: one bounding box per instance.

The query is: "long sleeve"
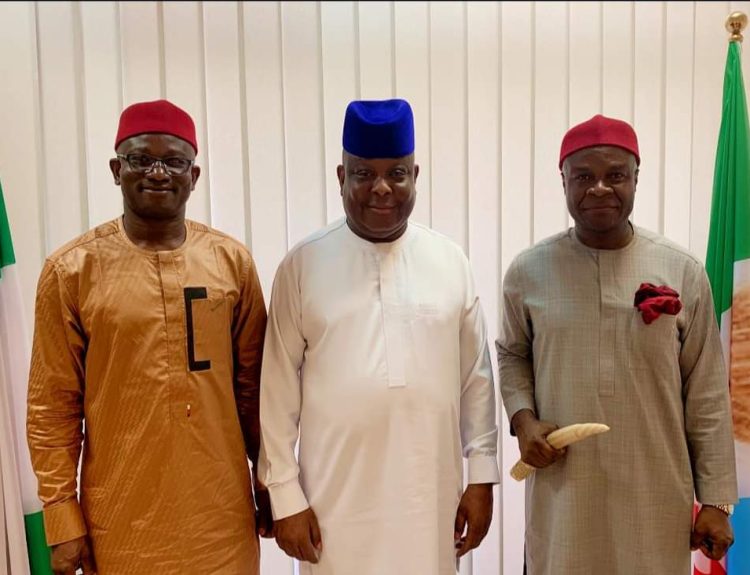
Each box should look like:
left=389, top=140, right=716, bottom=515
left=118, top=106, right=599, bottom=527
left=496, top=259, right=536, bottom=423
left=680, top=264, right=738, bottom=504
left=26, top=260, right=87, bottom=545
left=232, top=255, right=267, bottom=473
left=459, top=268, right=500, bottom=484
left=257, top=256, right=309, bottom=520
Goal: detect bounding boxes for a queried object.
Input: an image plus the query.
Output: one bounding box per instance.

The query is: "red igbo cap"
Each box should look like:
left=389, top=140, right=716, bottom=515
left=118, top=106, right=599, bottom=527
left=559, top=114, right=639, bottom=169
left=115, top=99, right=197, bottom=153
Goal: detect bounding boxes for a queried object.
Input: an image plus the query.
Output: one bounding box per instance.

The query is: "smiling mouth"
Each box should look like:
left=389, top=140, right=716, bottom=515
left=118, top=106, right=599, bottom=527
left=367, top=206, right=396, bottom=214
left=142, top=188, right=174, bottom=194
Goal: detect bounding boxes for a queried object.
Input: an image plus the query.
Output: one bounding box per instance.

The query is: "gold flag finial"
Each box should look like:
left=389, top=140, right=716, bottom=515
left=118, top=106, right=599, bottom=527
left=726, top=11, right=748, bottom=43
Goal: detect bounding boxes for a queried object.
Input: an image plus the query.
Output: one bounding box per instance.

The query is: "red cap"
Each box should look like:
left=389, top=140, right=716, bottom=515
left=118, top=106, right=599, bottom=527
left=115, top=99, right=197, bottom=153
left=559, top=114, right=639, bottom=169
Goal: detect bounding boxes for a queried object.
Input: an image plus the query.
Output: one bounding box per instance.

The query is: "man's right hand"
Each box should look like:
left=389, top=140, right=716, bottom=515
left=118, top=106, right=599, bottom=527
left=512, top=409, right=566, bottom=469
left=50, top=536, right=96, bottom=575
left=274, top=507, right=322, bottom=564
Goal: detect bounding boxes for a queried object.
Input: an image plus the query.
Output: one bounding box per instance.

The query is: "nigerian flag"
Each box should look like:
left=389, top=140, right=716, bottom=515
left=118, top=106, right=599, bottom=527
left=700, top=39, right=750, bottom=575
left=0, top=180, right=52, bottom=574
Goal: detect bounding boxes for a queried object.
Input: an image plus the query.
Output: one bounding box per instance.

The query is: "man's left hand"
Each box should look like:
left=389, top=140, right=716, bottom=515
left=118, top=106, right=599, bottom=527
left=454, top=483, right=494, bottom=558
left=691, top=505, right=734, bottom=560
left=254, top=484, right=274, bottom=538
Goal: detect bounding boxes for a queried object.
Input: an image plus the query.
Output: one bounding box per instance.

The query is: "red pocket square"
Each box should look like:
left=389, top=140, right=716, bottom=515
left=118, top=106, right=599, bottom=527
left=634, top=283, right=682, bottom=324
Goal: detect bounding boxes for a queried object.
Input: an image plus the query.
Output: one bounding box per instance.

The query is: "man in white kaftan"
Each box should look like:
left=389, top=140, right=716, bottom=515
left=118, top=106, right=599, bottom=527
left=498, top=114, right=737, bottom=575
left=259, top=99, right=500, bottom=574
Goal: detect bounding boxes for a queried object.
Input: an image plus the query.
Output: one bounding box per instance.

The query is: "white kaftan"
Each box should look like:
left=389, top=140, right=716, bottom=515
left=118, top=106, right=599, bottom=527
left=259, top=219, right=500, bottom=574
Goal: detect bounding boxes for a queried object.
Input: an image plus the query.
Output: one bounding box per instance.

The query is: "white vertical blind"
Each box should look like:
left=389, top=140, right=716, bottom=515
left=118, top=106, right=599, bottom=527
left=0, top=2, right=741, bottom=572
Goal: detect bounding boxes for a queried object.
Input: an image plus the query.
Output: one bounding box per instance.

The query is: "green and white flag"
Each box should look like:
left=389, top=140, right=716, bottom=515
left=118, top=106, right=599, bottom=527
left=701, top=39, right=750, bottom=575
left=0, top=179, right=51, bottom=574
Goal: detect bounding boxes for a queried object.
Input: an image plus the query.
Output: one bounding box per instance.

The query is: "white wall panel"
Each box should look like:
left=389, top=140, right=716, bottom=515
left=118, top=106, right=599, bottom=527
left=500, top=6, right=533, bottom=572
left=119, top=1, right=162, bottom=105
left=2, top=3, right=744, bottom=574
left=663, top=2, right=695, bottom=249
left=633, top=1, right=665, bottom=235
left=203, top=1, right=247, bottom=243
left=321, top=1, right=357, bottom=223
left=163, top=0, right=211, bottom=224
left=280, top=1, right=326, bottom=245
left=466, top=4, right=502, bottom=571
left=80, top=2, right=122, bottom=228
left=430, top=1, right=467, bottom=249
left=36, top=2, right=87, bottom=250
left=394, top=1, right=431, bottom=227
left=244, top=1, right=290, bottom=303
left=358, top=1, right=394, bottom=99
left=691, top=2, right=731, bottom=259
left=569, top=2, right=602, bottom=125
left=0, top=1, right=44, bottom=329
left=533, top=1, right=569, bottom=243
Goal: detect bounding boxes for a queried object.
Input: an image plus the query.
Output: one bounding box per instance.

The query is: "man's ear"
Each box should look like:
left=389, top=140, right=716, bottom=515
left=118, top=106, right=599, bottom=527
left=109, top=158, right=122, bottom=185
left=337, top=164, right=345, bottom=193
left=190, top=165, right=201, bottom=190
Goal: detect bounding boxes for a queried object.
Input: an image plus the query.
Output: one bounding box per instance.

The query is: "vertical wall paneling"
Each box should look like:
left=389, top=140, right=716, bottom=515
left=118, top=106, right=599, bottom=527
left=358, top=1, right=394, bottom=99
left=533, top=1, right=569, bottom=243
left=36, top=1, right=87, bottom=251
left=244, top=1, right=291, bottom=303
left=691, top=2, right=731, bottom=261
left=602, top=2, right=634, bottom=123
left=80, top=1, right=122, bottom=228
left=0, top=1, right=44, bottom=329
left=3, top=4, right=748, bottom=574
left=663, top=2, right=695, bottom=249
left=429, top=2, right=468, bottom=250
left=320, top=1, right=358, bottom=224
left=568, top=2, right=602, bottom=124
left=202, top=1, right=247, bottom=244
left=119, top=1, right=162, bottom=105
left=280, top=1, right=326, bottom=246
left=162, top=1, right=211, bottom=225
left=633, top=2, right=666, bottom=234
left=394, top=1, right=431, bottom=227
left=466, top=5, right=501, bottom=573
left=500, top=4, right=534, bottom=572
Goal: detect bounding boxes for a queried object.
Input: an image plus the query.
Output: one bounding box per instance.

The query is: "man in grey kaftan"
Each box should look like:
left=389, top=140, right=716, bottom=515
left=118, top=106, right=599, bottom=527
left=497, top=114, right=737, bottom=575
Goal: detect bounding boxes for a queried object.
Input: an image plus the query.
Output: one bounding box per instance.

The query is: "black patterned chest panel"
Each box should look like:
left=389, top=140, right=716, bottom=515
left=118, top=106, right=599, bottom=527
left=184, top=287, right=211, bottom=372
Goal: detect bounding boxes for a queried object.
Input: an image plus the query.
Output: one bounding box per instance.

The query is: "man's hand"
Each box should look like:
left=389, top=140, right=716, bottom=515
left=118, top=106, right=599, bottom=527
left=691, top=506, right=734, bottom=560
left=274, top=507, right=322, bottom=563
left=50, top=536, right=96, bottom=575
left=254, top=485, right=274, bottom=538
left=512, top=409, right=566, bottom=469
left=454, top=483, right=494, bottom=558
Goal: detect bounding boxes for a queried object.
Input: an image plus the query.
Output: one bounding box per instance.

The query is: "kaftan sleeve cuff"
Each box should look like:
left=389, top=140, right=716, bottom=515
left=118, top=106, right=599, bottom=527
left=502, top=392, right=536, bottom=424
left=268, top=478, right=310, bottom=520
left=467, top=454, right=501, bottom=485
left=43, top=498, right=87, bottom=546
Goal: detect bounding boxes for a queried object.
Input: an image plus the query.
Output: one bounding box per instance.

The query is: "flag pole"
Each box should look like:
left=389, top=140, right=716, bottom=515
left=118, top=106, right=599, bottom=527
left=727, top=11, right=747, bottom=43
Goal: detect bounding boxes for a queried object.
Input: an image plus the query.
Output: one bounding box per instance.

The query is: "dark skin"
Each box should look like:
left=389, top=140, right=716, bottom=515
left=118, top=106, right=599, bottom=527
left=337, top=150, right=418, bottom=242
left=49, top=133, right=272, bottom=575
left=274, top=150, right=493, bottom=562
left=514, top=144, right=733, bottom=560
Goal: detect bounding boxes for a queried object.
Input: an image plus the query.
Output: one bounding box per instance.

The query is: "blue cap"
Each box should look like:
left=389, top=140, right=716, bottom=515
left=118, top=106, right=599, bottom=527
left=342, top=99, right=415, bottom=158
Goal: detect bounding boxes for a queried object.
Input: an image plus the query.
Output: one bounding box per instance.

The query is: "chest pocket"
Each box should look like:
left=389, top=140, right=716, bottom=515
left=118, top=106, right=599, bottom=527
left=628, top=310, right=680, bottom=371
left=184, top=287, right=232, bottom=373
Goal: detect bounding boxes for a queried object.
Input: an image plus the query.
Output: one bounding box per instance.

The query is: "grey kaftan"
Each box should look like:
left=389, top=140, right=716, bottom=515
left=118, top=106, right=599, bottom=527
left=497, top=226, right=737, bottom=575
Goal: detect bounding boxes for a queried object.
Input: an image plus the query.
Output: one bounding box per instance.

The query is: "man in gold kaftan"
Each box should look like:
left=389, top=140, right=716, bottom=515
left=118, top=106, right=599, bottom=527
left=27, top=100, right=270, bottom=575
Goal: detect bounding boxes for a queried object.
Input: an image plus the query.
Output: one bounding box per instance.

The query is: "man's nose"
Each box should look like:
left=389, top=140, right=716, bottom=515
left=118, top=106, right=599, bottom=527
left=587, top=179, right=611, bottom=196
left=371, top=176, right=392, bottom=196
left=146, top=162, right=171, bottom=181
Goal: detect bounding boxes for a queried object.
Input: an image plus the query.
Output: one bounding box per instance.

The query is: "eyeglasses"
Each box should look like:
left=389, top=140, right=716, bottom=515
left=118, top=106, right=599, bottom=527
left=117, top=153, right=194, bottom=175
